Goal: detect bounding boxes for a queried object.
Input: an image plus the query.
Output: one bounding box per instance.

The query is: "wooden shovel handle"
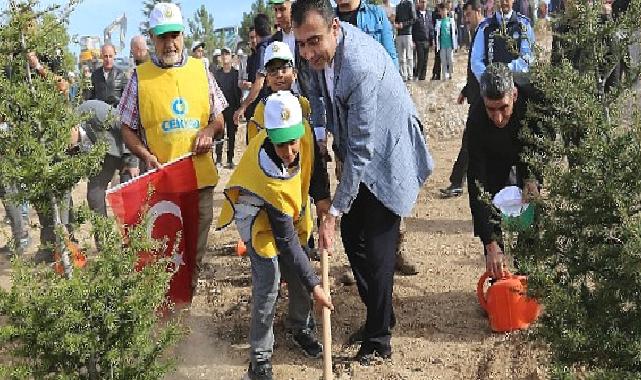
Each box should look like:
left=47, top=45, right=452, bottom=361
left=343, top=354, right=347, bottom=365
left=321, top=249, right=333, bottom=380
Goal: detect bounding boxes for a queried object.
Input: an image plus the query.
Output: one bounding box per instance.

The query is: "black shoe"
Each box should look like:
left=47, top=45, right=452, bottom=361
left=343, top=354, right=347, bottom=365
left=439, top=185, right=463, bottom=198
left=291, top=329, right=323, bottom=358
left=347, top=325, right=365, bottom=345
left=243, top=361, right=273, bottom=380
left=33, top=249, right=54, bottom=264
left=355, top=343, right=392, bottom=366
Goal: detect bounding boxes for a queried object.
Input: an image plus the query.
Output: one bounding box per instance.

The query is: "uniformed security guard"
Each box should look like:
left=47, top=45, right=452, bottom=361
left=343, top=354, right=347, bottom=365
left=470, top=0, right=535, bottom=84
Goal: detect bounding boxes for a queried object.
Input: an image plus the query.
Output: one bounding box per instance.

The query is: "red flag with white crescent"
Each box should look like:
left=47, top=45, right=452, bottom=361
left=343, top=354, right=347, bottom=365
left=106, top=155, right=200, bottom=304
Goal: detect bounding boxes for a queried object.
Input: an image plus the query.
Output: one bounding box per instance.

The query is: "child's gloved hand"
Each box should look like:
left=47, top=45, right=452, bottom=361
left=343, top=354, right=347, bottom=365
left=312, top=285, right=334, bottom=313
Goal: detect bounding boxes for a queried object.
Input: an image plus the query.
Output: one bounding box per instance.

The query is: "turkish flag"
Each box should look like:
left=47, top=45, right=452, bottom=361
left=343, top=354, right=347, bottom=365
left=106, top=155, right=200, bottom=304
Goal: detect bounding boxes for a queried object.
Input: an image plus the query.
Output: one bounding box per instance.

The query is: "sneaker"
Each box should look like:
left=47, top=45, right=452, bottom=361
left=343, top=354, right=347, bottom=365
left=215, top=160, right=223, bottom=168
left=225, top=161, right=235, bottom=169
left=291, top=329, right=323, bottom=358
left=439, top=185, right=463, bottom=198
left=243, top=361, right=273, bottom=380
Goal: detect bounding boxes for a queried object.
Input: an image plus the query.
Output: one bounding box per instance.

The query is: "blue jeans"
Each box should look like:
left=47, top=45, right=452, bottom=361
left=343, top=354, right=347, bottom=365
left=248, top=246, right=314, bottom=366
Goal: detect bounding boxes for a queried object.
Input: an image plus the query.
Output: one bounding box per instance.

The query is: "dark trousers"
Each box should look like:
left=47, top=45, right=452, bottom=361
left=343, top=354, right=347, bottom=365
left=87, top=154, right=127, bottom=216
left=341, top=184, right=400, bottom=351
left=36, top=193, right=73, bottom=251
left=415, top=41, right=430, bottom=80
left=449, top=126, right=469, bottom=187
left=216, top=109, right=238, bottom=164
left=432, top=47, right=441, bottom=79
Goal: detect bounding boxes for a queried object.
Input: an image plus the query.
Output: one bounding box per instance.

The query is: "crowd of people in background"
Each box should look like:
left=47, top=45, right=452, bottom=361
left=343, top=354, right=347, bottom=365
left=1, top=0, right=638, bottom=379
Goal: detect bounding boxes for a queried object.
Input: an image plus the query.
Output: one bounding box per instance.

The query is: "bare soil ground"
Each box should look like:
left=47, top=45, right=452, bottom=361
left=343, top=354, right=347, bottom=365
left=0, top=49, right=551, bottom=379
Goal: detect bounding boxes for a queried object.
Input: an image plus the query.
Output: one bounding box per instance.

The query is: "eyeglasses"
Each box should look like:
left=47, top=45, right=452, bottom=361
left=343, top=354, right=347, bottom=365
left=266, top=62, right=293, bottom=75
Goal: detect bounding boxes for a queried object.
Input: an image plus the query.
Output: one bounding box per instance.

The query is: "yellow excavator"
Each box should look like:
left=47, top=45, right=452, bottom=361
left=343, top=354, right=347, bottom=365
left=75, top=14, right=127, bottom=70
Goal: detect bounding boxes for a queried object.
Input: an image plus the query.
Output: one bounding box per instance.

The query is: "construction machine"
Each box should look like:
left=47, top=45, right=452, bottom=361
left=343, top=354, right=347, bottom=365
left=104, top=13, right=127, bottom=54
left=75, top=14, right=128, bottom=71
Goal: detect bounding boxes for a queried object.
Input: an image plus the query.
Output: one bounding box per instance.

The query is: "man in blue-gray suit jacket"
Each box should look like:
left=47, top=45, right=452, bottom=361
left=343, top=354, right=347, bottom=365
left=293, top=0, right=434, bottom=363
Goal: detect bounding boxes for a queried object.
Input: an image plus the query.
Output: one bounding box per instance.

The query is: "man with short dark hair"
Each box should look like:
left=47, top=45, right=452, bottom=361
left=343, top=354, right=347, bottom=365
left=292, top=0, right=433, bottom=363
left=214, top=48, right=242, bottom=168
left=412, top=0, right=434, bottom=81
left=233, top=14, right=273, bottom=124
left=395, top=0, right=417, bottom=81
left=440, top=0, right=484, bottom=198
left=467, top=63, right=542, bottom=280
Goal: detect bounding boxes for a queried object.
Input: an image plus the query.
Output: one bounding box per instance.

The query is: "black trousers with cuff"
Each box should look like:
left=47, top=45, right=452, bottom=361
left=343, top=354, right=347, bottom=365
left=216, top=109, right=238, bottom=164
left=448, top=126, right=469, bottom=188
left=341, top=184, right=400, bottom=352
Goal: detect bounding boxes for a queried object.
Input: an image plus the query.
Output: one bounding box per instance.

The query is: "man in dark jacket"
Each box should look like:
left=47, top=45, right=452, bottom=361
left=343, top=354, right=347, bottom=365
left=431, top=6, right=442, bottom=80
left=412, top=0, right=434, bottom=80
left=395, top=0, right=417, bottom=81
left=214, top=48, right=242, bottom=168
left=234, top=14, right=273, bottom=125
left=441, top=0, right=484, bottom=198
left=467, top=63, right=542, bottom=279
left=79, top=100, right=139, bottom=218
left=87, top=44, right=126, bottom=106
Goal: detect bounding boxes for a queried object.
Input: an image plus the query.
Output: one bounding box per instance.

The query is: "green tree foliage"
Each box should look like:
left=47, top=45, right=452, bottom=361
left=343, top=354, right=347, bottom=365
left=239, top=0, right=275, bottom=44
left=184, top=4, right=224, bottom=55
left=0, top=212, right=182, bottom=379
left=0, top=0, right=104, bottom=210
left=513, top=0, right=641, bottom=377
left=0, top=2, right=181, bottom=377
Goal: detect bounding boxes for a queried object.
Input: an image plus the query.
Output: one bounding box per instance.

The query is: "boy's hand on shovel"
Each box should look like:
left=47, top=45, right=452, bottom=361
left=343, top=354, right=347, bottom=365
left=312, top=285, right=334, bottom=313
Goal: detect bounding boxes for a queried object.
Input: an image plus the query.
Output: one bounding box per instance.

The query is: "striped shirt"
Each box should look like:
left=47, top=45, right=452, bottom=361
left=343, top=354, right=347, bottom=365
left=118, top=51, right=228, bottom=130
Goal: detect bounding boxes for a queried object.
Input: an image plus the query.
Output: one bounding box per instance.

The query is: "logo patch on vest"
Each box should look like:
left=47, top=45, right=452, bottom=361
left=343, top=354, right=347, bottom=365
left=162, top=97, right=201, bottom=132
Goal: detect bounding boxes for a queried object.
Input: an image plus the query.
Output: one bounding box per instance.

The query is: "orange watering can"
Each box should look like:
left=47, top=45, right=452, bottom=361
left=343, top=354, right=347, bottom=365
left=477, top=271, right=541, bottom=332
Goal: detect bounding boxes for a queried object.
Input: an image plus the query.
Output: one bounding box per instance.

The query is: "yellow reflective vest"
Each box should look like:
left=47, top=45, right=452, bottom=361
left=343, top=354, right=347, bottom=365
left=217, top=123, right=314, bottom=258
left=137, top=57, right=218, bottom=188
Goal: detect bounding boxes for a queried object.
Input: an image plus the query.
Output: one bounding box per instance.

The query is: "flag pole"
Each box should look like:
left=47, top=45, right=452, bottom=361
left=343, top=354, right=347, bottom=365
left=321, top=248, right=333, bottom=380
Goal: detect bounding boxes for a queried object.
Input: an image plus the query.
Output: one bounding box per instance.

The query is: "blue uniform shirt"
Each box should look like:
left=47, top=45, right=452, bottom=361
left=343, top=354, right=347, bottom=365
left=470, top=11, right=535, bottom=81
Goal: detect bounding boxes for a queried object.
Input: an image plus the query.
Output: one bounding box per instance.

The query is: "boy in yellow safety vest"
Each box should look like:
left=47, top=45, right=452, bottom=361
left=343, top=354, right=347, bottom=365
left=217, top=91, right=332, bottom=380
left=246, top=41, right=312, bottom=142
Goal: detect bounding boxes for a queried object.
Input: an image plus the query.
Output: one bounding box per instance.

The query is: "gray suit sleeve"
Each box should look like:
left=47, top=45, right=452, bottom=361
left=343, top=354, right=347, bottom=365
left=265, top=202, right=320, bottom=292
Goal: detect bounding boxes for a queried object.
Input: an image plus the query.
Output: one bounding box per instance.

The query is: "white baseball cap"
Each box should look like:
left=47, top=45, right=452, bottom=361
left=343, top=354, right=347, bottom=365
left=264, top=91, right=305, bottom=144
left=149, top=3, right=184, bottom=36
left=192, top=40, right=205, bottom=51
left=213, top=48, right=221, bottom=56
left=264, top=41, right=294, bottom=65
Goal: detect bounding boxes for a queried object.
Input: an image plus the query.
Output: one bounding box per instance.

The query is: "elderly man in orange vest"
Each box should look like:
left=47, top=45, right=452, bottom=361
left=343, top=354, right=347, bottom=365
left=119, top=3, right=227, bottom=293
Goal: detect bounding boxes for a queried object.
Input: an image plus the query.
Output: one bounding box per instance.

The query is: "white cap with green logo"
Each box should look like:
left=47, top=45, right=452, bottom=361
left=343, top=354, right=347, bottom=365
left=149, top=3, right=184, bottom=36
left=264, top=41, right=294, bottom=66
left=264, top=91, right=305, bottom=144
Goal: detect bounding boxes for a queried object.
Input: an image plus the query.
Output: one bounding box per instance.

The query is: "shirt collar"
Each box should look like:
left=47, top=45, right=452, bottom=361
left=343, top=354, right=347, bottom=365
left=496, top=10, right=514, bottom=22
